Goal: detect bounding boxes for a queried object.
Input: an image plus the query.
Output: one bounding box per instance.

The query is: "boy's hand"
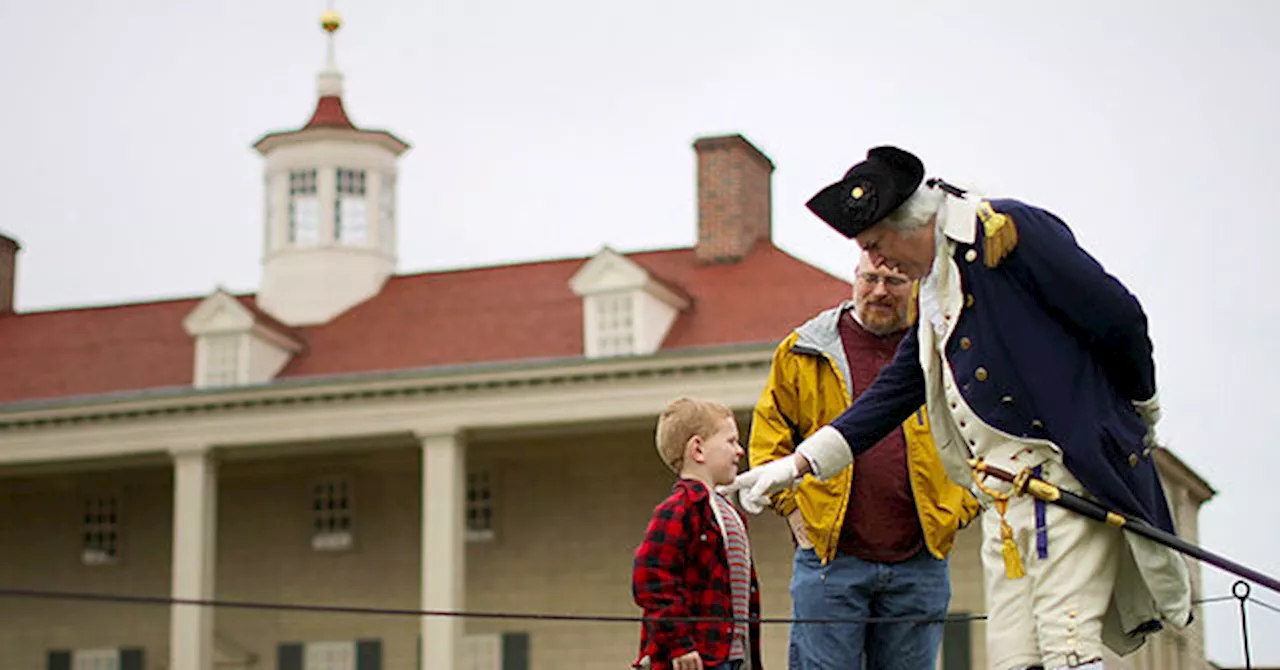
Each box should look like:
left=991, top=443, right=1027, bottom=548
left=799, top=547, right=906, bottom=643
left=672, top=650, right=704, bottom=670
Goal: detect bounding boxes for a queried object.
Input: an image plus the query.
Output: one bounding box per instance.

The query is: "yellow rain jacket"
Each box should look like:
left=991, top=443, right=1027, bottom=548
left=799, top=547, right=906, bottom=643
left=749, top=303, right=980, bottom=564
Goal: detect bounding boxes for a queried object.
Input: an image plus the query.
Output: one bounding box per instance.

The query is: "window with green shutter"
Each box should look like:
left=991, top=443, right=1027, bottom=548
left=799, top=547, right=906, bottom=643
left=420, top=633, right=528, bottom=670
left=277, top=639, right=381, bottom=670
left=46, top=647, right=143, bottom=670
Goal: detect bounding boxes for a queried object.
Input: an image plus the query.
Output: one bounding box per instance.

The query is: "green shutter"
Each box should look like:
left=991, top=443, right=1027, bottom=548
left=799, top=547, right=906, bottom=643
left=277, top=643, right=304, bottom=670
left=941, top=613, right=972, bottom=670
left=502, top=632, right=529, bottom=670
left=120, top=648, right=144, bottom=670
left=356, top=639, right=382, bottom=670
left=46, top=651, right=71, bottom=670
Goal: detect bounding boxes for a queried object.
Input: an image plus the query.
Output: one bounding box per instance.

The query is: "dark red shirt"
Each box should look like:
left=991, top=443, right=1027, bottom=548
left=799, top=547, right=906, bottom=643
left=835, top=310, right=926, bottom=563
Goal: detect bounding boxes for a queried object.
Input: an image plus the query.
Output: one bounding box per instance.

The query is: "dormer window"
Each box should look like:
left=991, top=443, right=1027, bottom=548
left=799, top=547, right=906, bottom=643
left=569, top=248, right=689, bottom=359
left=335, top=168, right=368, bottom=244
left=289, top=169, right=320, bottom=245
left=183, top=289, right=303, bottom=389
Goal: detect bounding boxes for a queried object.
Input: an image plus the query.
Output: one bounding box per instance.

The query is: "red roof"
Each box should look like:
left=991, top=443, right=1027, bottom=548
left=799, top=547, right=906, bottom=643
left=253, top=94, right=410, bottom=155
left=304, top=95, right=356, bottom=130
left=0, top=243, right=849, bottom=405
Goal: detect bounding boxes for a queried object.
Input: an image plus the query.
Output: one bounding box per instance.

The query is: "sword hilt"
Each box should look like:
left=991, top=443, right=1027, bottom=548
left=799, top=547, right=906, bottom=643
left=968, top=459, right=1062, bottom=503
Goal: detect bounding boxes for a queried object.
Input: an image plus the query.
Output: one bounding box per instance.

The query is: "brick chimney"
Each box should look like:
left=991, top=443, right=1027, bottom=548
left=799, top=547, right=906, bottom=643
left=0, top=233, right=17, bottom=315
left=693, top=134, right=775, bottom=264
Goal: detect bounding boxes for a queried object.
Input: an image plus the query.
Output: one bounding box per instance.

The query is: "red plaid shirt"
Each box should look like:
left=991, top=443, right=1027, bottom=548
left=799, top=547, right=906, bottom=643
left=632, top=478, right=763, bottom=670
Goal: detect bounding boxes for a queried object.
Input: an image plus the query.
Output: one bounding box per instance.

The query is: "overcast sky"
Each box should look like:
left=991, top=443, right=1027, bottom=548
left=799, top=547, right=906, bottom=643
left=3, top=0, right=1278, bottom=664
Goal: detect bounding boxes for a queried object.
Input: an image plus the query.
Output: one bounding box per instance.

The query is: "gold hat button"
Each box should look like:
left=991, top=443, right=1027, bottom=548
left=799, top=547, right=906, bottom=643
left=974, top=367, right=988, bottom=381
left=965, top=249, right=978, bottom=263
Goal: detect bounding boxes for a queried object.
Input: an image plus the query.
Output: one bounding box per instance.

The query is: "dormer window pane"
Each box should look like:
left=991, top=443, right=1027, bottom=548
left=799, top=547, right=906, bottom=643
left=288, top=169, right=319, bottom=246
left=203, top=333, right=241, bottom=387
left=336, top=169, right=368, bottom=244
left=595, top=294, right=635, bottom=356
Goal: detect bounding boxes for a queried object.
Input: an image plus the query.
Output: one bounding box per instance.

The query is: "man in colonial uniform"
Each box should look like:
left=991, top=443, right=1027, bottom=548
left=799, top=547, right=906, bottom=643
left=723, top=146, right=1193, bottom=669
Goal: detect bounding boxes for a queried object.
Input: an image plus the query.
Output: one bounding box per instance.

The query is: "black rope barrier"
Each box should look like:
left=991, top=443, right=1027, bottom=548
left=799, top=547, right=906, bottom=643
left=0, top=586, right=1254, bottom=626
left=1249, top=597, right=1280, bottom=616
left=0, top=586, right=980, bottom=625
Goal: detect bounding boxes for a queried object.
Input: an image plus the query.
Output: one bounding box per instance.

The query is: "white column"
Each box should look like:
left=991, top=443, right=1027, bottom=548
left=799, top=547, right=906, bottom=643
left=420, top=432, right=466, bottom=670
left=169, top=447, right=218, bottom=670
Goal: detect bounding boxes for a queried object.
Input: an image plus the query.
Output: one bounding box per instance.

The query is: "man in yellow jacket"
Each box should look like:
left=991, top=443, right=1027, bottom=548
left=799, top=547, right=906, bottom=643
left=749, top=251, right=979, bottom=670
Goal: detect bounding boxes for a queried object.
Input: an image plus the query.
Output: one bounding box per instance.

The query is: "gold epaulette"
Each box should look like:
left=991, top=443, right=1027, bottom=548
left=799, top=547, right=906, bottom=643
left=976, top=201, right=1018, bottom=268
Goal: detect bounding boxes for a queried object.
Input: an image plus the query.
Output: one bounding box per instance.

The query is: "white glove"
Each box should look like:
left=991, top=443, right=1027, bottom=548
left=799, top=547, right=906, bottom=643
left=1133, top=393, right=1161, bottom=448
left=796, top=425, right=854, bottom=479
left=718, top=455, right=800, bottom=514
left=719, top=426, right=855, bottom=514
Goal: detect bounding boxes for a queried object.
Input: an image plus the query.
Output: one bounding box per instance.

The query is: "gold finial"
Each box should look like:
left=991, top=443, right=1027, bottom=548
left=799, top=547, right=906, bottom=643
left=321, top=9, right=342, bottom=34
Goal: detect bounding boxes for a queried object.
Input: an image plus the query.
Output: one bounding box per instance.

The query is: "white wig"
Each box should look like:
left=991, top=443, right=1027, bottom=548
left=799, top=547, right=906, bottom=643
left=880, top=181, right=946, bottom=232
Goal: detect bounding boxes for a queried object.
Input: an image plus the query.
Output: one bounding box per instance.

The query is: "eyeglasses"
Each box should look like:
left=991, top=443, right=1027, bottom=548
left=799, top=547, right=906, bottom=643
left=858, top=273, right=909, bottom=288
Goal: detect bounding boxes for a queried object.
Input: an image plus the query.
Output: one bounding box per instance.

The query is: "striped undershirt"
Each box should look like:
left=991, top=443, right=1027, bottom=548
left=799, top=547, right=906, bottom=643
left=712, top=492, right=750, bottom=661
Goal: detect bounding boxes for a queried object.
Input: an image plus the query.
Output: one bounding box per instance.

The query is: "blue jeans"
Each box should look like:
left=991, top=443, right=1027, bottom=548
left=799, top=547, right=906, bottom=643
left=789, top=547, right=950, bottom=670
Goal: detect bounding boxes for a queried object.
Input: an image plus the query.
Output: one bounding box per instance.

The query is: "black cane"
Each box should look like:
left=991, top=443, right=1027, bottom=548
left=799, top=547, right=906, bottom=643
left=970, top=460, right=1280, bottom=595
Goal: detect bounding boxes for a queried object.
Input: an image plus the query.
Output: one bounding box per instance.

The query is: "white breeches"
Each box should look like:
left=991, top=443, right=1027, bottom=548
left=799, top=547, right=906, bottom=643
left=981, top=459, right=1123, bottom=670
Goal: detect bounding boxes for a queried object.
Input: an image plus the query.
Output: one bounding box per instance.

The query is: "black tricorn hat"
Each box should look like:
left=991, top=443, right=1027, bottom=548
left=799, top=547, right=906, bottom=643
left=805, top=146, right=925, bottom=239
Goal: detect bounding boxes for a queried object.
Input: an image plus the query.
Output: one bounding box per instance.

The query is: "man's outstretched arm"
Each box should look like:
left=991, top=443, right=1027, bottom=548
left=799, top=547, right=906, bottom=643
left=724, top=326, right=927, bottom=512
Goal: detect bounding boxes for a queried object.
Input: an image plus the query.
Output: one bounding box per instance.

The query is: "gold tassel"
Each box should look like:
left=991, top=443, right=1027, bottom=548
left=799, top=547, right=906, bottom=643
left=997, top=499, right=1025, bottom=580
left=977, top=201, right=1018, bottom=268
left=973, top=472, right=1027, bottom=581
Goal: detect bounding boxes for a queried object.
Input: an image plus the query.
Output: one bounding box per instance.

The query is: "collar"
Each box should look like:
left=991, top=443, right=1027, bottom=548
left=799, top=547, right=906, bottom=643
left=675, top=476, right=712, bottom=502
left=844, top=301, right=865, bottom=329
left=939, top=193, right=981, bottom=245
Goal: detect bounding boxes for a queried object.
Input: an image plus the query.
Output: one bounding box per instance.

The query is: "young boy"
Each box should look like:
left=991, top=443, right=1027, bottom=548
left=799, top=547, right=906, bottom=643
left=632, top=397, right=764, bottom=670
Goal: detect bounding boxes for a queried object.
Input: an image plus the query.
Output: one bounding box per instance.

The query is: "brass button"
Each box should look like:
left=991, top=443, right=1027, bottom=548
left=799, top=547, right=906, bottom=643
left=959, top=337, right=972, bottom=350
left=965, top=249, right=978, bottom=263
left=1031, top=419, right=1044, bottom=429
left=965, top=294, right=975, bottom=308
left=1142, top=447, right=1152, bottom=457
left=1001, top=395, right=1014, bottom=405
left=1128, top=453, right=1139, bottom=467
left=974, top=367, right=988, bottom=381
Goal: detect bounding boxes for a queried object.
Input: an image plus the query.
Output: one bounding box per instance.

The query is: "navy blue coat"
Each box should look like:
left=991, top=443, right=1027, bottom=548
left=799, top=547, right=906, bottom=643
left=830, top=198, right=1176, bottom=534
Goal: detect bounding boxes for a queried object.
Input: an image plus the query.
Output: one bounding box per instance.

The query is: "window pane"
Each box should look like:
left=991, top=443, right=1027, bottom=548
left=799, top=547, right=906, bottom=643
left=595, top=294, right=635, bottom=356
left=336, top=168, right=366, bottom=195
left=204, top=333, right=241, bottom=387
left=379, top=176, right=395, bottom=253
left=311, top=476, right=353, bottom=551
left=81, top=497, right=121, bottom=564
left=292, top=197, right=320, bottom=245
left=337, top=198, right=367, bottom=243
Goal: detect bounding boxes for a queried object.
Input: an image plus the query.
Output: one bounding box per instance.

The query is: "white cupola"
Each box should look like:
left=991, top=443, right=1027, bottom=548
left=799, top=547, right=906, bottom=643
left=251, top=9, right=411, bottom=326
